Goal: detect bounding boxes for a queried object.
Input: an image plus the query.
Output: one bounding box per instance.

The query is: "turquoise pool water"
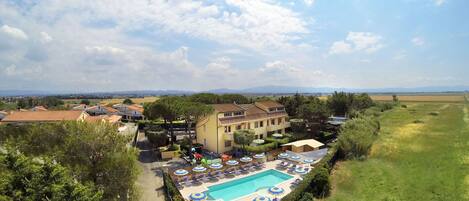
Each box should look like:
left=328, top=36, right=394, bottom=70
left=206, top=169, right=293, bottom=201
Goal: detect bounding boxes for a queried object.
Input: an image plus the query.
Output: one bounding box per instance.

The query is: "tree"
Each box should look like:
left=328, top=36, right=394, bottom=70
left=80, top=99, right=91, bottom=105
left=219, top=94, right=249, bottom=104
left=144, top=96, right=184, bottom=144
left=233, top=129, right=255, bottom=155
left=179, top=101, right=213, bottom=159
left=392, top=94, right=399, bottom=103
left=0, top=148, right=103, bottom=201
left=327, top=91, right=351, bottom=116
left=189, top=93, right=220, bottom=104
left=352, top=93, right=374, bottom=111
left=299, top=192, right=315, bottom=201
left=147, top=130, right=169, bottom=148
left=123, top=98, right=133, bottom=105
left=0, top=122, right=140, bottom=200
left=298, top=98, right=330, bottom=126
left=337, top=116, right=380, bottom=159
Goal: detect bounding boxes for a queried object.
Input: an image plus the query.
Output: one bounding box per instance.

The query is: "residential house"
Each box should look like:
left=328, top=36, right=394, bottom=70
left=0, top=110, right=88, bottom=124
left=72, top=104, right=90, bottom=111
left=112, top=104, right=144, bottom=121
left=0, top=111, right=7, bottom=121
left=85, top=114, right=122, bottom=125
left=84, top=105, right=119, bottom=116
left=196, top=100, right=290, bottom=154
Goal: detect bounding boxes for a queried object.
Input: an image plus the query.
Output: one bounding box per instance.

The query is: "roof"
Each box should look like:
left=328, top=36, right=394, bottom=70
left=1, top=111, right=85, bottom=122
left=86, top=105, right=119, bottom=113
left=85, top=115, right=121, bottom=124
left=255, top=100, right=283, bottom=108
left=127, top=104, right=144, bottom=113
left=211, top=104, right=244, bottom=113
left=281, top=139, right=324, bottom=149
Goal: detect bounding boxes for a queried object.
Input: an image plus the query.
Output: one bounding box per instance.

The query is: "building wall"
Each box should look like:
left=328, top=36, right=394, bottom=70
left=197, top=112, right=289, bottom=154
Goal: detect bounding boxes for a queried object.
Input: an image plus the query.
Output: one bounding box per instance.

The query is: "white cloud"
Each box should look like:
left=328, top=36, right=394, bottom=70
left=411, top=37, right=425, bottom=46
left=85, top=46, right=125, bottom=55
left=0, top=25, right=28, bottom=40
left=329, top=32, right=383, bottom=54
left=40, top=32, right=53, bottom=43
left=434, top=0, right=445, bottom=6
left=329, top=41, right=353, bottom=54
left=304, top=0, right=315, bottom=6
left=3, top=64, right=42, bottom=76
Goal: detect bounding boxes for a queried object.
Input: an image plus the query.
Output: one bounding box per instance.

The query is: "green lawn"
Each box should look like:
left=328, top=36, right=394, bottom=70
left=326, top=103, right=469, bottom=201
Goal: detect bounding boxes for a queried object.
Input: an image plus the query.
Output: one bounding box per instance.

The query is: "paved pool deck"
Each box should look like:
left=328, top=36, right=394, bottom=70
left=178, top=160, right=306, bottom=201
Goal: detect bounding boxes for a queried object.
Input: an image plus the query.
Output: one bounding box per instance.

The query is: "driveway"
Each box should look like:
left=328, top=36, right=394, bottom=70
left=135, top=131, right=166, bottom=201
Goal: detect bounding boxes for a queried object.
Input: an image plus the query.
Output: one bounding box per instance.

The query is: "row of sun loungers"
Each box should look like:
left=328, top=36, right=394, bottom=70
left=175, top=162, right=266, bottom=188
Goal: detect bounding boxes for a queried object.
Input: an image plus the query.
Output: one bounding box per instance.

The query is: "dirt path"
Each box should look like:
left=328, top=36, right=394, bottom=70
left=135, top=131, right=166, bottom=201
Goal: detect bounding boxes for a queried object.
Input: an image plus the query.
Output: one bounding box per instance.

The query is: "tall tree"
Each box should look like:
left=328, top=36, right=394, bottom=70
left=80, top=99, right=91, bottom=105
left=0, top=148, right=103, bottom=201
left=189, top=93, right=220, bottom=104
left=144, top=96, right=184, bottom=144
left=219, top=94, right=249, bottom=104
left=179, top=101, right=213, bottom=159
left=327, top=91, right=351, bottom=116
left=298, top=98, right=330, bottom=129
left=233, top=129, right=255, bottom=155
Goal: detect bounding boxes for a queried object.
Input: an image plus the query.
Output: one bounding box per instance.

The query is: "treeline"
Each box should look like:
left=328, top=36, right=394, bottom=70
left=0, top=122, right=140, bottom=200
left=186, top=93, right=251, bottom=104
left=16, top=96, right=64, bottom=109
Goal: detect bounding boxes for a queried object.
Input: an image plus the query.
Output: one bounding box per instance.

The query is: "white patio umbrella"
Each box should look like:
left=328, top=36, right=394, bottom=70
left=278, top=152, right=289, bottom=159
left=252, top=139, right=265, bottom=144
left=272, top=133, right=283, bottom=138
left=253, top=153, right=265, bottom=159
left=252, top=196, right=271, bottom=201
left=192, top=166, right=207, bottom=173
left=189, top=192, right=207, bottom=201
left=240, top=156, right=253, bottom=163
left=303, top=159, right=315, bottom=164
left=209, top=163, right=223, bottom=169
left=295, top=167, right=308, bottom=175
left=289, top=155, right=301, bottom=161
left=268, top=186, right=285, bottom=197
left=174, top=169, right=189, bottom=176
left=225, top=160, right=239, bottom=166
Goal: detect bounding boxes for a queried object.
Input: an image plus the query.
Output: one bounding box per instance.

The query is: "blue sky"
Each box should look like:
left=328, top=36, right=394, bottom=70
left=0, top=0, right=468, bottom=91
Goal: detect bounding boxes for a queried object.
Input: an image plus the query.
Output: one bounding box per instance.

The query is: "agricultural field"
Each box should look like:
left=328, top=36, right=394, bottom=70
left=99, top=96, right=159, bottom=105
left=371, top=94, right=465, bottom=102
left=326, top=102, right=469, bottom=200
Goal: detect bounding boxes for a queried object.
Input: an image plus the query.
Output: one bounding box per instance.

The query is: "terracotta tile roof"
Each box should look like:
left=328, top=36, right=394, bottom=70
left=255, top=100, right=283, bottom=108
left=2, top=111, right=85, bottom=122
left=85, top=115, right=121, bottom=124
left=127, top=104, right=144, bottom=113
left=211, top=104, right=244, bottom=113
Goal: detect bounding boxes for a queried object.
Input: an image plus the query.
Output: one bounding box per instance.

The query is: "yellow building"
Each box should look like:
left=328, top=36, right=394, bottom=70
left=196, top=100, right=290, bottom=154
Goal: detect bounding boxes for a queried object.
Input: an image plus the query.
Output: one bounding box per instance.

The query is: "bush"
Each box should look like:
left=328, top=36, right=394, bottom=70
left=428, top=112, right=439, bottom=116
left=413, top=119, right=425, bottom=124
left=337, top=116, right=380, bottom=159
left=299, top=192, right=315, bottom=201
left=401, top=104, right=407, bottom=108
left=244, top=142, right=278, bottom=153
left=147, top=130, right=169, bottom=148
left=162, top=171, right=184, bottom=201
left=264, top=137, right=289, bottom=145
left=310, top=167, right=330, bottom=197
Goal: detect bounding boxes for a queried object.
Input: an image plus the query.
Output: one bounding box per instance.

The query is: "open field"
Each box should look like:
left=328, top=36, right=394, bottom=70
left=99, top=96, right=159, bottom=105
left=371, top=94, right=465, bottom=102
left=326, top=102, right=469, bottom=201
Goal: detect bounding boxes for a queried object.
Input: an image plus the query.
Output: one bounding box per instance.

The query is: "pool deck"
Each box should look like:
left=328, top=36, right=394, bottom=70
left=179, top=160, right=303, bottom=201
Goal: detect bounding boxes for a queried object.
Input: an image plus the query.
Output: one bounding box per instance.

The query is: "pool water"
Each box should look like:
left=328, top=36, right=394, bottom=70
left=206, top=169, right=293, bottom=201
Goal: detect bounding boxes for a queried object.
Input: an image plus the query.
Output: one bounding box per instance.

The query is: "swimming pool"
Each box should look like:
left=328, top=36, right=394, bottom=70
left=205, top=169, right=293, bottom=201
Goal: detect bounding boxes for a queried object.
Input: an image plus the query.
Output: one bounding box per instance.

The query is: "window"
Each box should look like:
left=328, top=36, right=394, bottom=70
left=260, top=134, right=264, bottom=139
left=224, top=126, right=231, bottom=133
left=224, top=112, right=232, bottom=117
left=234, top=111, right=243, bottom=116
left=277, top=107, right=285, bottom=111
left=278, top=118, right=282, bottom=124
left=271, top=119, right=275, bottom=125
left=248, top=123, right=251, bottom=129
left=225, top=140, right=232, bottom=147
left=260, top=121, right=264, bottom=127
left=255, top=122, right=259, bottom=128
left=269, top=108, right=275, bottom=112
left=236, top=124, right=242, bottom=130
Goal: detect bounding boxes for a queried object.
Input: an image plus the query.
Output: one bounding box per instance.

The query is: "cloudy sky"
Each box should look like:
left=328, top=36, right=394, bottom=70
left=0, top=0, right=468, bottom=92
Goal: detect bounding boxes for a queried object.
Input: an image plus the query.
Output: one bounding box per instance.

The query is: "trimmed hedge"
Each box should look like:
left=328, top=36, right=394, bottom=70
left=244, top=142, right=278, bottom=153
left=162, top=171, right=184, bottom=201
left=282, top=144, right=339, bottom=201
left=264, top=137, right=290, bottom=144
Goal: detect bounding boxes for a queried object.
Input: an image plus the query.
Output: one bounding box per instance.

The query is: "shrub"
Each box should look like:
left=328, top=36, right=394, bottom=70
left=146, top=130, right=169, bottom=148
left=413, top=119, right=425, bottom=124
left=310, top=167, right=330, bottom=197
left=428, top=112, right=439, bottom=116
left=401, top=104, right=407, bottom=108
left=299, top=192, right=315, bottom=201
left=244, top=142, right=278, bottom=153
left=264, top=137, right=289, bottom=145
left=337, top=116, right=380, bottom=159
left=162, top=171, right=184, bottom=201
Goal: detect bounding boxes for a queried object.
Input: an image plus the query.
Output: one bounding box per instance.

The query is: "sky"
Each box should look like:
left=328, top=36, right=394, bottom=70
left=0, top=0, right=468, bottom=92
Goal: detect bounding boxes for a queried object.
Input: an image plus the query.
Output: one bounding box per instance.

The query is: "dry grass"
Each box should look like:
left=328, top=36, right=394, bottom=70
left=371, top=95, right=465, bottom=102
left=99, top=96, right=159, bottom=105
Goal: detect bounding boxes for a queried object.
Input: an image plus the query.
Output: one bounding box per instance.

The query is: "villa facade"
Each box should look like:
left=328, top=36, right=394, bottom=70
left=196, top=100, right=290, bottom=154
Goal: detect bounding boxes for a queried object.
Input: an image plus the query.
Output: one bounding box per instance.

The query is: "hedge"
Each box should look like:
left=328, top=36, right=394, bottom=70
left=244, top=142, right=278, bottom=153
left=281, top=144, right=339, bottom=201
left=162, top=171, right=184, bottom=201
left=264, top=137, right=290, bottom=144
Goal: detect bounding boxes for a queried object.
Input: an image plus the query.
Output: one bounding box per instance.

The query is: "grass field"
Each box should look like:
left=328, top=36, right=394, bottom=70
left=326, top=102, right=469, bottom=201
left=99, top=96, right=159, bottom=105
left=371, top=94, right=465, bottom=102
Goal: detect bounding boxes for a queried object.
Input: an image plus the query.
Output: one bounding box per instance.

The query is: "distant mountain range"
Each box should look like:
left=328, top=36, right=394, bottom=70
left=1, top=85, right=468, bottom=97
